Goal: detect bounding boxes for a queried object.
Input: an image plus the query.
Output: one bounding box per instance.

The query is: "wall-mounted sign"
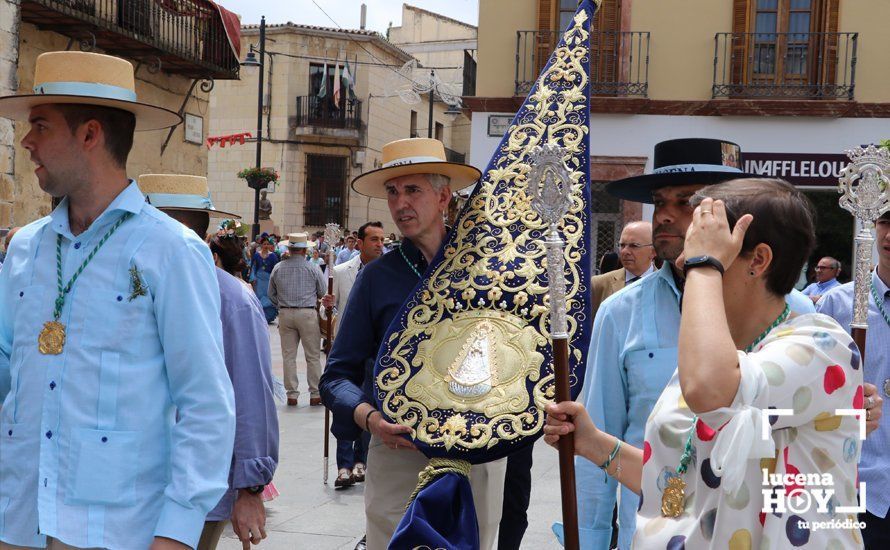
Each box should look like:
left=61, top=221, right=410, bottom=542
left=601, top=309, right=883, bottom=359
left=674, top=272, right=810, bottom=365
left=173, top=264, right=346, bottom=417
left=184, top=113, right=203, bottom=145
left=743, top=152, right=849, bottom=187
left=487, top=114, right=512, bottom=137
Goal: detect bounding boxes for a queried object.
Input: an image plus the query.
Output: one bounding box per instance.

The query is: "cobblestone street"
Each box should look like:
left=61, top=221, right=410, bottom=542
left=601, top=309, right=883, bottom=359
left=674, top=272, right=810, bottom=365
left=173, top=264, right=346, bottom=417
left=216, top=323, right=565, bottom=549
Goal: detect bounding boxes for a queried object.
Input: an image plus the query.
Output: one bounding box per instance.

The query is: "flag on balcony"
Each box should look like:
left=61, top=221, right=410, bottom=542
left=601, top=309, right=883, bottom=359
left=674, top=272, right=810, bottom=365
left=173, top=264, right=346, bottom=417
left=333, top=63, right=342, bottom=107
left=378, top=1, right=598, bottom=548
left=343, top=58, right=356, bottom=100
left=317, top=64, right=327, bottom=100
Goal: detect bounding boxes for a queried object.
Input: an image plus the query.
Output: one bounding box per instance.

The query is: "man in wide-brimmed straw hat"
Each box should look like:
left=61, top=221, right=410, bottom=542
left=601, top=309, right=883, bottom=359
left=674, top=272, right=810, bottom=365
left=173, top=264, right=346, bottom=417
left=0, top=52, right=235, bottom=550
left=140, top=174, right=279, bottom=550
left=320, top=138, right=509, bottom=550
left=269, top=232, right=326, bottom=408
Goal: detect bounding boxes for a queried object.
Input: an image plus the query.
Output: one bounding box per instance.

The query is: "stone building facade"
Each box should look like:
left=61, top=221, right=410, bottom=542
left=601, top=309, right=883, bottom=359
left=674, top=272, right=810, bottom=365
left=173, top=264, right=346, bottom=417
left=0, top=0, right=240, bottom=230
left=388, top=4, right=478, bottom=157
left=207, top=22, right=469, bottom=236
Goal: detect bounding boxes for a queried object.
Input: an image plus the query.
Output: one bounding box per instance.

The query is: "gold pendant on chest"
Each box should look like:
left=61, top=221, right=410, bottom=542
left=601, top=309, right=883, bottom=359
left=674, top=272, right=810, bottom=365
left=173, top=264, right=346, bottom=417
left=661, top=476, right=686, bottom=518
left=38, top=321, right=66, bottom=355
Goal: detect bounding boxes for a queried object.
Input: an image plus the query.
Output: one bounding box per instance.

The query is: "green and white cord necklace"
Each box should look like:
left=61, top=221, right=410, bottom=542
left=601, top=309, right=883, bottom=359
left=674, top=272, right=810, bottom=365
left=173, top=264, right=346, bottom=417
left=38, top=212, right=132, bottom=355
left=399, top=246, right=423, bottom=278
left=661, top=303, right=790, bottom=518
left=872, top=280, right=890, bottom=328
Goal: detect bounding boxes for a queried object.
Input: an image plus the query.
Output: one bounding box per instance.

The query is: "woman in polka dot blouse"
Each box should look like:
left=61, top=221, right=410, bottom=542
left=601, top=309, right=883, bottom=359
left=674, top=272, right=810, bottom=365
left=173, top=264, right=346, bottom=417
left=546, top=179, right=864, bottom=549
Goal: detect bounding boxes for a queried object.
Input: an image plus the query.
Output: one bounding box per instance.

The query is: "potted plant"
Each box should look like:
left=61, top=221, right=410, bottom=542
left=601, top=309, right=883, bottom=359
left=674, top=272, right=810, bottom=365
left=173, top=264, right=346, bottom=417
left=237, top=166, right=279, bottom=190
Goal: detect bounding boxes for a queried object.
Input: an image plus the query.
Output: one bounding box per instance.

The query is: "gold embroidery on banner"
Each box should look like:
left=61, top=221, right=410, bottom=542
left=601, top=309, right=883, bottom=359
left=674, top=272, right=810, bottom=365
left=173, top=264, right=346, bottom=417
left=376, top=11, right=590, bottom=452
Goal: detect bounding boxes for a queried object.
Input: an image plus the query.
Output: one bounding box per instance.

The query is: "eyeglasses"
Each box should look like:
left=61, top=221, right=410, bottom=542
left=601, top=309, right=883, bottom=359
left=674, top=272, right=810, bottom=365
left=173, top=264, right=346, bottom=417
left=619, top=242, right=654, bottom=250
left=815, top=266, right=838, bottom=271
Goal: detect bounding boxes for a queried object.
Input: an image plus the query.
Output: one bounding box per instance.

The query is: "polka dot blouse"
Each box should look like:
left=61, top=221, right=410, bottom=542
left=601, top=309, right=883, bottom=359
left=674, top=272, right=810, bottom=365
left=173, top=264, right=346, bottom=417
left=632, top=314, right=864, bottom=549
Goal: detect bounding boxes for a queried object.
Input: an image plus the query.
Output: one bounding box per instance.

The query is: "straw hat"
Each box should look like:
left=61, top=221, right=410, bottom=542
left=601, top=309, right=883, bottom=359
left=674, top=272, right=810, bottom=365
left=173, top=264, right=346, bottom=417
left=0, top=51, right=181, bottom=131
left=351, top=138, right=481, bottom=199
left=139, top=174, right=240, bottom=219
left=286, top=232, right=309, bottom=249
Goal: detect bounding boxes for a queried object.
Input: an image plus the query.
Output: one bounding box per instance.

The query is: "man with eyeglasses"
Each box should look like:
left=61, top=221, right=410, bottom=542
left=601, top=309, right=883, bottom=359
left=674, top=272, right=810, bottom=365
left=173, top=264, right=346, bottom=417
left=802, top=256, right=842, bottom=304
left=590, top=221, right=655, bottom=315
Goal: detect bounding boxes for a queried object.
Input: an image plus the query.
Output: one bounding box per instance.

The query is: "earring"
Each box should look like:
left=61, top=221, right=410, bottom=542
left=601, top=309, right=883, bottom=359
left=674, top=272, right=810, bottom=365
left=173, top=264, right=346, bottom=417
left=749, top=271, right=755, bottom=276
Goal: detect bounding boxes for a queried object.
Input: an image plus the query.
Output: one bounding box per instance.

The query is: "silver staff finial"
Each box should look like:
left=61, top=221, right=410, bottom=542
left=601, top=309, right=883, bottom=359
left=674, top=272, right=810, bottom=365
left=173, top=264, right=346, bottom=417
left=529, top=144, right=573, bottom=230
left=838, top=144, right=890, bottom=330
left=529, top=143, right=573, bottom=339
left=324, top=223, right=341, bottom=247
left=838, top=144, right=890, bottom=222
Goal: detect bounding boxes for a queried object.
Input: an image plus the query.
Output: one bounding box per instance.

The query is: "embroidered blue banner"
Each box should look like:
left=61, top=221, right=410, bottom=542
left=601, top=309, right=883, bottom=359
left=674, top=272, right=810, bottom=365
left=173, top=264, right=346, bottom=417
left=381, top=0, right=598, bottom=546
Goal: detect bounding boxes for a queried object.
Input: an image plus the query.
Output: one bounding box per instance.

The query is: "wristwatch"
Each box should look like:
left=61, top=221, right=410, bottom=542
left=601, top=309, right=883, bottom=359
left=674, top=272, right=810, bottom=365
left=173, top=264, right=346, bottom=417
left=244, top=485, right=265, bottom=495
left=683, top=255, right=725, bottom=276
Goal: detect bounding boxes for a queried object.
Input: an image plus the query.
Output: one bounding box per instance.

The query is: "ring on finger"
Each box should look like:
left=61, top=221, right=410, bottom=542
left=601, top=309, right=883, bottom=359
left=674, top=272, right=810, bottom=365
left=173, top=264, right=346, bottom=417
left=866, top=409, right=872, bottom=421
left=865, top=396, right=875, bottom=409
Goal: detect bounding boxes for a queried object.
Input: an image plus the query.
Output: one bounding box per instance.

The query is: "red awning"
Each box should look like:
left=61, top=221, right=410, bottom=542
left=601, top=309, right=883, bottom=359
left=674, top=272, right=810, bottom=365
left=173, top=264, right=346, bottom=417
left=207, top=1, right=242, bottom=59
left=158, top=0, right=241, bottom=61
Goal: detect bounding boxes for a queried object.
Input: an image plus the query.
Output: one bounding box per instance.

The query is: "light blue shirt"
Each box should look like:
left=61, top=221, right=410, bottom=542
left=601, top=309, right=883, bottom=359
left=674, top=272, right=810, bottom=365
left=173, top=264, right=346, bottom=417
left=802, top=277, right=841, bottom=297
left=0, top=182, right=235, bottom=548
left=817, top=270, right=890, bottom=517
left=576, top=263, right=681, bottom=550
left=787, top=287, right=816, bottom=315
left=335, top=247, right=359, bottom=266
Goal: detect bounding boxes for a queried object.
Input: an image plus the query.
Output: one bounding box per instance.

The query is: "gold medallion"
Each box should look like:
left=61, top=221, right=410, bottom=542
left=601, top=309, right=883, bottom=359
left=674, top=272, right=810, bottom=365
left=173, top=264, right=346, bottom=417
left=661, top=476, right=686, bottom=518
left=38, top=321, right=66, bottom=355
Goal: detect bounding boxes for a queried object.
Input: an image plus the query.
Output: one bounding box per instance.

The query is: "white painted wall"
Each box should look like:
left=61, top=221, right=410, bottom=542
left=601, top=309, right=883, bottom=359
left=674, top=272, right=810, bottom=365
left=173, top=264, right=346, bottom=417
left=471, top=112, right=888, bottom=170
left=471, top=112, right=888, bottom=222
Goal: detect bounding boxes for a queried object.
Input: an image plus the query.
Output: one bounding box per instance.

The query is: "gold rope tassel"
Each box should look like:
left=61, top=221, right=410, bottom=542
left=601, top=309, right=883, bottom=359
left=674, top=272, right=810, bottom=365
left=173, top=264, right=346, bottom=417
left=405, top=458, right=472, bottom=510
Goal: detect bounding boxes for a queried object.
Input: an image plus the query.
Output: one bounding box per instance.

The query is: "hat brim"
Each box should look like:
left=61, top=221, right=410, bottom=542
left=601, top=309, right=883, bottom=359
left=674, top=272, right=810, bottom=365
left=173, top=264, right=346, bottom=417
left=605, top=170, right=761, bottom=204
left=351, top=161, right=481, bottom=199
left=156, top=206, right=242, bottom=220
left=0, top=94, right=182, bottom=131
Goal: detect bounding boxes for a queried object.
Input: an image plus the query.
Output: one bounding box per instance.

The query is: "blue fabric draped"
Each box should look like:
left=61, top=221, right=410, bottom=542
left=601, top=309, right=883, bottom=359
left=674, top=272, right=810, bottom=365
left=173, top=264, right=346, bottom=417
left=390, top=473, right=478, bottom=550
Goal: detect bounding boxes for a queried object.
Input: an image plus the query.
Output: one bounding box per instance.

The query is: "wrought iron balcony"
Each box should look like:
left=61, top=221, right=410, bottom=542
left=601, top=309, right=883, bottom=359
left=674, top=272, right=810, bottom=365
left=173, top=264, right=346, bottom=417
left=713, top=32, right=857, bottom=100
left=515, top=30, right=649, bottom=97
left=20, top=0, right=240, bottom=80
left=295, top=95, right=362, bottom=130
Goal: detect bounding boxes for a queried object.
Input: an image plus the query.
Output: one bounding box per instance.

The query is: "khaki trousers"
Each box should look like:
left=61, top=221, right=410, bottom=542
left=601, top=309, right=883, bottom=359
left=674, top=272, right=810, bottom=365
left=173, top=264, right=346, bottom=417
left=365, top=436, right=506, bottom=550
left=278, top=307, right=322, bottom=398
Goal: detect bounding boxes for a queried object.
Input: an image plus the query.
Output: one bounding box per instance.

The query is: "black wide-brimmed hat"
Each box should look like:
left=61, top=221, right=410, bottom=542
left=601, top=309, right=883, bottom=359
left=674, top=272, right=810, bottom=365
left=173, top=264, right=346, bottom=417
left=606, top=138, right=759, bottom=203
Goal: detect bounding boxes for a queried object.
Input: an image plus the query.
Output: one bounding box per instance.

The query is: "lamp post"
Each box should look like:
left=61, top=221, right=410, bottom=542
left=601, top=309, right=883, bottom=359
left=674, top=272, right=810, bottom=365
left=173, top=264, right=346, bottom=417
left=418, top=68, right=462, bottom=139
left=241, top=16, right=266, bottom=241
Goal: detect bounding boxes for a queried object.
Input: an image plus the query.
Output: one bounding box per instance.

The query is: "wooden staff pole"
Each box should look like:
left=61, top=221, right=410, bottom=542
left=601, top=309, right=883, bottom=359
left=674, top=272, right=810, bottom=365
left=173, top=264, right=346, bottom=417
left=553, top=338, right=579, bottom=550
left=323, top=272, right=334, bottom=483
left=529, top=143, right=579, bottom=550
left=322, top=224, right=341, bottom=485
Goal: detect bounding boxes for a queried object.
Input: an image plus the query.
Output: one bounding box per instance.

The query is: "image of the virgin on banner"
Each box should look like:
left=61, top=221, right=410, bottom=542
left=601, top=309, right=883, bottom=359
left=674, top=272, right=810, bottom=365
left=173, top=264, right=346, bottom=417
left=374, top=1, right=600, bottom=548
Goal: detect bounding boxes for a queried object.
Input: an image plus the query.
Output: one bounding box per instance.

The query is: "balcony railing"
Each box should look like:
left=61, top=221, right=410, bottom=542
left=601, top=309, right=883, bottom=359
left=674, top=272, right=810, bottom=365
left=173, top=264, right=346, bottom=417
left=515, top=30, right=649, bottom=97
left=20, top=0, right=240, bottom=79
left=295, top=95, right=362, bottom=130
left=713, top=32, right=857, bottom=100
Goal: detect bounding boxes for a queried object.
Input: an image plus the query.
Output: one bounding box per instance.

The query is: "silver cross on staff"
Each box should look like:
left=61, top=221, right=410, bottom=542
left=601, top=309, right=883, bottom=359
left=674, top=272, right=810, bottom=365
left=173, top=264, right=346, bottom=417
left=528, top=142, right=580, bottom=550
left=324, top=223, right=342, bottom=266
left=837, top=144, right=890, bottom=360
left=529, top=143, right=574, bottom=338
